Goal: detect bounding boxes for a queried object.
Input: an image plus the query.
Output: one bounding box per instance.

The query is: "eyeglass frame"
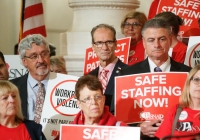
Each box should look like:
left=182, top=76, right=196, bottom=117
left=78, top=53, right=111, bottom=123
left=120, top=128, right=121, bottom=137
left=191, top=77, right=200, bottom=85
left=93, top=40, right=116, bottom=48
left=123, top=22, right=142, bottom=29
left=79, top=95, right=104, bottom=104
left=24, top=50, right=50, bottom=61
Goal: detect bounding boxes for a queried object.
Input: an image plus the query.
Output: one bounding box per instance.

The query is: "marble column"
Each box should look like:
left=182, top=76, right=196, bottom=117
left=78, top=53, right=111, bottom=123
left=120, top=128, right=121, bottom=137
left=60, top=0, right=140, bottom=76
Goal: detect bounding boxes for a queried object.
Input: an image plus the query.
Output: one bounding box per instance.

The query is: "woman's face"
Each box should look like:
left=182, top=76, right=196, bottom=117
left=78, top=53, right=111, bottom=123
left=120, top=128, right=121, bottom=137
left=50, top=65, right=67, bottom=74
left=0, top=92, right=18, bottom=117
left=190, top=70, right=200, bottom=100
left=122, top=18, right=142, bottom=44
left=77, top=86, right=105, bottom=120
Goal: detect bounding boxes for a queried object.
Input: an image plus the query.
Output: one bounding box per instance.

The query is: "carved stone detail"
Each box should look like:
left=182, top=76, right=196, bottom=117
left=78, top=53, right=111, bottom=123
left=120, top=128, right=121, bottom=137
left=69, top=2, right=140, bottom=10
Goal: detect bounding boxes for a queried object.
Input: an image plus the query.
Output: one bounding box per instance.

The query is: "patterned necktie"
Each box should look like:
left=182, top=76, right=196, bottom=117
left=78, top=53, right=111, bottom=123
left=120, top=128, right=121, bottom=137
left=154, top=67, right=162, bottom=72
left=34, top=82, right=45, bottom=124
left=100, top=69, right=109, bottom=94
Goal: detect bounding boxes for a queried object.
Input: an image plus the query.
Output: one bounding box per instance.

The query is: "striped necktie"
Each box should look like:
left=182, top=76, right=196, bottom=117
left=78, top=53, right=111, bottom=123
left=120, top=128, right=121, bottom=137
left=100, top=69, right=109, bottom=94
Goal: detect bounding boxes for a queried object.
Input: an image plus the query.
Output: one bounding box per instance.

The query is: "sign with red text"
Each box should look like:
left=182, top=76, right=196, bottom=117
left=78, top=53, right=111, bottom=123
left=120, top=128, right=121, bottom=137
left=115, top=72, right=188, bottom=123
left=184, top=36, right=200, bottom=67
left=60, top=124, right=140, bottom=140
left=4, top=55, right=28, bottom=80
left=83, top=37, right=130, bottom=75
left=41, top=73, right=80, bottom=140
left=157, top=0, right=200, bottom=38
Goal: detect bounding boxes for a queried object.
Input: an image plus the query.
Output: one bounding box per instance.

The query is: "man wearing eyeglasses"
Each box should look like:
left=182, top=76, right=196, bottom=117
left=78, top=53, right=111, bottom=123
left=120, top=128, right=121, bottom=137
left=88, top=24, right=128, bottom=114
left=0, top=51, right=9, bottom=80
left=120, top=18, right=191, bottom=140
left=10, top=34, right=50, bottom=121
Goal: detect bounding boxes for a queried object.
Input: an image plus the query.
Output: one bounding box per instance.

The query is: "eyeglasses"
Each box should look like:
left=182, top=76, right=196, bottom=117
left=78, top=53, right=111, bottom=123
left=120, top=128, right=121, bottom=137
left=93, top=40, right=116, bottom=48
left=24, top=51, right=50, bottom=61
left=191, top=77, right=200, bottom=85
left=123, top=22, right=142, bottom=29
left=79, top=95, right=104, bottom=104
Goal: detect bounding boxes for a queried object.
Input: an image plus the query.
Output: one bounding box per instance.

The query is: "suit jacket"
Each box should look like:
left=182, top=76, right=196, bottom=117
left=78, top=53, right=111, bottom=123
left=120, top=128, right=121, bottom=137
left=120, top=57, right=191, bottom=140
left=121, top=57, right=191, bottom=75
left=89, top=59, right=128, bottom=114
left=10, top=74, right=29, bottom=119
left=24, top=119, right=46, bottom=140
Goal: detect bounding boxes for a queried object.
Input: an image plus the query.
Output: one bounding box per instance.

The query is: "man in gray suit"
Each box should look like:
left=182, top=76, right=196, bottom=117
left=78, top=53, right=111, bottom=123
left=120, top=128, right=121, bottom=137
left=10, top=34, right=50, bottom=120
left=120, top=18, right=191, bottom=140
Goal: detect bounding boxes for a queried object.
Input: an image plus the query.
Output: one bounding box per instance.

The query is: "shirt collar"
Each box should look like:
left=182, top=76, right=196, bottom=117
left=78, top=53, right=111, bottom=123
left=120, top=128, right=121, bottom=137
left=27, top=72, right=49, bottom=88
left=99, top=57, right=118, bottom=73
left=148, top=56, right=171, bottom=72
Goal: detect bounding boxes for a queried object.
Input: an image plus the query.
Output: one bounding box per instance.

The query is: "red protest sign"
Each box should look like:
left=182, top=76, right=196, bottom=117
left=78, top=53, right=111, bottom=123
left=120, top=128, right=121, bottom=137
left=115, top=72, right=188, bottom=123
left=157, top=0, right=200, bottom=38
left=83, top=37, right=130, bottom=75
left=60, top=124, right=140, bottom=140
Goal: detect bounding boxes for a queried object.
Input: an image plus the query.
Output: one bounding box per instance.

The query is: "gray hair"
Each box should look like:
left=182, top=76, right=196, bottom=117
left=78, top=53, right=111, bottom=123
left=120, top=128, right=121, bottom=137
left=141, top=18, right=171, bottom=37
left=18, top=34, right=50, bottom=59
left=91, top=23, right=116, bottom=43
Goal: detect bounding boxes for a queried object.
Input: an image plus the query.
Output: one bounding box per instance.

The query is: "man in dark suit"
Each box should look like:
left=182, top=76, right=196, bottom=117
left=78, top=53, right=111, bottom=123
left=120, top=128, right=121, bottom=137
left=10, top=34, right=50, bottom=120
left=88, top=24, right=128, bottom=114
left=120, top=18, right=191, bottom=140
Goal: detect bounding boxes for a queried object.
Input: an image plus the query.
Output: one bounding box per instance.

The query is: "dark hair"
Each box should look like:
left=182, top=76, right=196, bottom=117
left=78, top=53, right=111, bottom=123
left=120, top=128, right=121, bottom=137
left=154, top=12, right=183, bottom=35
left=141, top=18, right=171, bottom=37
left=75, top=75, right=103, bottom=100
left=0, top=51, right=5, bottom=63
left=91, top=23, right=116, bottom=43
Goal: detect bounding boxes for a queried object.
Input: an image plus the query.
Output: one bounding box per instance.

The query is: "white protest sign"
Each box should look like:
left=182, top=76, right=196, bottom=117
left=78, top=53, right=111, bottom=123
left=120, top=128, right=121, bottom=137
left=60, top=124, right=140, bottom=140
left=184, top=36, right=200, bottom=67
left=4, top=55, right=28, bottom=80
left=41, top=72, right=80, bottom=140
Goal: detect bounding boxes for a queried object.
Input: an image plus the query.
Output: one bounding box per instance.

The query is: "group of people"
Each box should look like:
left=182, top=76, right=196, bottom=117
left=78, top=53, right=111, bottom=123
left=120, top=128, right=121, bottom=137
left=0, top=10, right=199, bottom=140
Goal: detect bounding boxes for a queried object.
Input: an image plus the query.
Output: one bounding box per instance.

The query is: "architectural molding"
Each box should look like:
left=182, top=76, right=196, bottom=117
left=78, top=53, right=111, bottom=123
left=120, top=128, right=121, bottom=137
left=69, top=1, right=140, bottom=10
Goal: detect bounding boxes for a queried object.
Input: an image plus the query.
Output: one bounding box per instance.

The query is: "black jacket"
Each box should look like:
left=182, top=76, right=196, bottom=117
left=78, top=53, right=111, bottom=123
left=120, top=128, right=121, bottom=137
left=89, top=59, right=128, bottom=114
left=24, top=120, right=46, bottom=140
left=10, top=74, right=29, bottom=118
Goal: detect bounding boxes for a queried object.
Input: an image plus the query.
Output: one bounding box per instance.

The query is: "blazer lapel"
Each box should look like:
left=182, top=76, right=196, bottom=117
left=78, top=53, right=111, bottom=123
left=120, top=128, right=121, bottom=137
left=139, top=58, right=151, bottom=73
left=105, top=59, right=124, bottom=95
left=170, top=58, right=180, bottom=71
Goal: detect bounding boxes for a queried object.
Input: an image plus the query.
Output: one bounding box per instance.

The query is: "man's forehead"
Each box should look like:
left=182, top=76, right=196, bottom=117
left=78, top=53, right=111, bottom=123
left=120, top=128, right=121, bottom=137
left=25, top=45, right=48, bottom=53
left=143, top=28, right=169, bottom=37
left=93, top=28, right=114, bottom=41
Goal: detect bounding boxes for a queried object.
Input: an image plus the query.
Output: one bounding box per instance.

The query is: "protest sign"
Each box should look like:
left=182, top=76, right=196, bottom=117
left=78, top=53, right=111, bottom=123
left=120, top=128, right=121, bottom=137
left=4, top=55, right=28, bottom=80
left=83, top=37, right=130, bottom=75
left=60, top=124, right=140, bottom=140
left=115, top=72, right=188, bottom=124
left=156, top=0, right=200, bottom=39
left=184, top=36, right=200, bottom=67
left=41, top=72, right=80, bottom=140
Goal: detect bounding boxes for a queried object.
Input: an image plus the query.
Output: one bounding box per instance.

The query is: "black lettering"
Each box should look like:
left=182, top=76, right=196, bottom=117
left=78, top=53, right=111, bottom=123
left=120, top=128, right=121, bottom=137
left=55, top=88, right=60, bottom=96
left=57, top=98, right=78, bottom=108
left=193, top=50, right=200, bottom=58
left=195, top=60, right=200, bottom=66
left=58, top=120, right=69, bottom=124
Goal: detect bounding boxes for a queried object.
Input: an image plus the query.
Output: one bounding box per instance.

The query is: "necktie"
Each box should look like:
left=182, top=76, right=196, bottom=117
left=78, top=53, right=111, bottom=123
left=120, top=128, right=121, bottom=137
left=154, top=67, right=162, bottom=72
left=34, top=82, right=45, bottom=124
left=100, top=69, right=109, bottom=94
